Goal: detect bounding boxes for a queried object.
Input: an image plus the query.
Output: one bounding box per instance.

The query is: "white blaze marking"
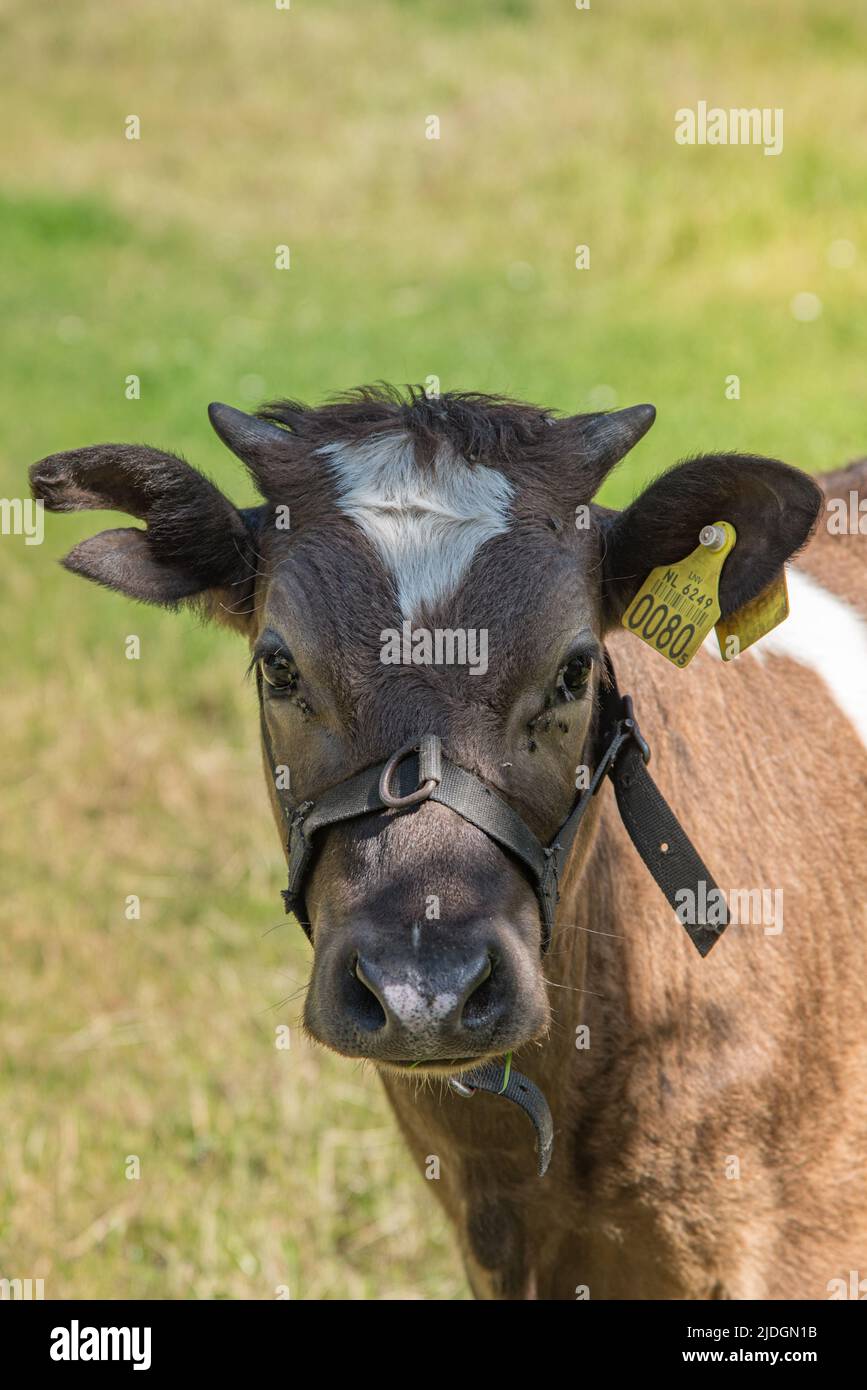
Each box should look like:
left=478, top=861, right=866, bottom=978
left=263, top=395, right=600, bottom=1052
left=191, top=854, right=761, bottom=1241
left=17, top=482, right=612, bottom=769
left=706, top=566, right=867, bottom=746
left=320, top=434, right=514, bottom=618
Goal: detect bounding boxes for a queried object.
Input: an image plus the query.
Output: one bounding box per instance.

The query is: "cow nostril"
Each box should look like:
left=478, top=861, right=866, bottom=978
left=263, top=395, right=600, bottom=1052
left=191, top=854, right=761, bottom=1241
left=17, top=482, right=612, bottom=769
left=348, top=954, right=388, bottom=1033
left=460, top=953, right=496, bottom=1029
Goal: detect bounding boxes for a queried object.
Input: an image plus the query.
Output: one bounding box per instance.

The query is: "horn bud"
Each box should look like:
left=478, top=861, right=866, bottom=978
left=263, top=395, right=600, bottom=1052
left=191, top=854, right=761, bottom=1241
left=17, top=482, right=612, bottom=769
left=557, top=402, right=656, bottom=493
left=208, top=402, right=292, bottom=494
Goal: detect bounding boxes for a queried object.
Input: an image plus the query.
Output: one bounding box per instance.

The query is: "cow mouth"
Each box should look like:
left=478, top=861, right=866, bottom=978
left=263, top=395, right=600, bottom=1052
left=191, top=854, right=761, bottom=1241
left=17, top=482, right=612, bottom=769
left=379, top=1055, right=490, bottom=1076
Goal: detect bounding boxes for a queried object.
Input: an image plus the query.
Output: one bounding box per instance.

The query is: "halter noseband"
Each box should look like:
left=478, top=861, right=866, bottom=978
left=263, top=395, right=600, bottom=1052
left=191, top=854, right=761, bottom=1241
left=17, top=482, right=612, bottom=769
left=258, top=652, right=728, bottom=961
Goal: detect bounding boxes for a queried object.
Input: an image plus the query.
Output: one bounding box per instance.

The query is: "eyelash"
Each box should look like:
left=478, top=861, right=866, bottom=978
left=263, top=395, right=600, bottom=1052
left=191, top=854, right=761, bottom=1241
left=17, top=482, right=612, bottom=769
left=525, top=658, right=593, bottom=748
left=253, top=648, right=315, bottom=716
left=260, top=656, right=297, bottom=691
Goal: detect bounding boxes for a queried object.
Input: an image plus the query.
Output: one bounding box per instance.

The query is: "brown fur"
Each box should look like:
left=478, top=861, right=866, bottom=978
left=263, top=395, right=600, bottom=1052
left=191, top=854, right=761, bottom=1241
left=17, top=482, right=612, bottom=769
left=385, top=613, right=867, bottom=1298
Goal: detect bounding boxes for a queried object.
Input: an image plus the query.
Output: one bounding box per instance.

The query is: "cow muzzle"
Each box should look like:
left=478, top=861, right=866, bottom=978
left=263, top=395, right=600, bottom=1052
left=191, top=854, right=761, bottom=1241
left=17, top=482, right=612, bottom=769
left=303, top=915, right=548, bottom=1069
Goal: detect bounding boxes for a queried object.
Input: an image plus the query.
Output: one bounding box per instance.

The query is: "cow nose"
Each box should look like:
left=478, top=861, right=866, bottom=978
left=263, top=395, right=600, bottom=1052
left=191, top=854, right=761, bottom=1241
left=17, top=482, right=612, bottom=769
left=303, top=919, right=548, bottom=1065
left=352, top=951, right=494, bottom=1040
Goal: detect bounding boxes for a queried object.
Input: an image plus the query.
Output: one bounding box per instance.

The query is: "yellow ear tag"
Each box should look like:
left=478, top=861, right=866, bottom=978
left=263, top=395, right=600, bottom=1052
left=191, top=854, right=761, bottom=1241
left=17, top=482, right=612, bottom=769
left=621, top=521, right=737, bottom=668
left=714, top=569, right=789, bottom=661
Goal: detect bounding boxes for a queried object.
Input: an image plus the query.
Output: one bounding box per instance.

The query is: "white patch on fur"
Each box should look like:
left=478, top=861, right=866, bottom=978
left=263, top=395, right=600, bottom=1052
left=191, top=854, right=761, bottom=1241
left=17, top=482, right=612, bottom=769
left=382, top=983, right=458, bottom=1028
left=705, top=566, right=867, bottom=745
left=320, top=434, right=514, bottom=618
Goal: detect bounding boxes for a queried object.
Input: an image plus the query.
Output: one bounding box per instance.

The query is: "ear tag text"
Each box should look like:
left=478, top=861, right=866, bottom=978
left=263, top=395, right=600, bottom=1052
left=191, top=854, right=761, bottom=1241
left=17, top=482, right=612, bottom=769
left=621, top=521, right=737, bottom=668
left=714, top=568, right=789, bottom=660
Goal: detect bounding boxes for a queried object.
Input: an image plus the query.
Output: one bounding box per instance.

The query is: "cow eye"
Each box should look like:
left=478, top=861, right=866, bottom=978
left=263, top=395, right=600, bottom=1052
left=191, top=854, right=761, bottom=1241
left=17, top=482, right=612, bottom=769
left=557, top=656, right=591, bottom=700
left=260, top=650, right=298, bottom=691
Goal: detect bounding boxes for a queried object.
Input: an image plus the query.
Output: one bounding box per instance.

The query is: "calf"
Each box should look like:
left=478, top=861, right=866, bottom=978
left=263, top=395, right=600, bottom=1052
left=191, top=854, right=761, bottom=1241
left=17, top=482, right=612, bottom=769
left=31, top=388, right=867, bottom=1299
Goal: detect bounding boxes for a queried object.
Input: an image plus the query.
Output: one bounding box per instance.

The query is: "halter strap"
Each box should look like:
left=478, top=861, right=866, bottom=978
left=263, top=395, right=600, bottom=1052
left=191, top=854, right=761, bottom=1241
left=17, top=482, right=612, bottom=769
left=258, top=653, right=729, bottom=958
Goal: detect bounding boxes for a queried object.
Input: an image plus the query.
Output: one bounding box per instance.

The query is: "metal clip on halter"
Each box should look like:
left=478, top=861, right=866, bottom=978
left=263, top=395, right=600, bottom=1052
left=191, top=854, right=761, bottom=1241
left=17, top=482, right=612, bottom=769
left=378, top=733, right=442, bottom=808
left=620, top=694, right=651, bottom=766
left=448, top=1061, right=555, bottom=1177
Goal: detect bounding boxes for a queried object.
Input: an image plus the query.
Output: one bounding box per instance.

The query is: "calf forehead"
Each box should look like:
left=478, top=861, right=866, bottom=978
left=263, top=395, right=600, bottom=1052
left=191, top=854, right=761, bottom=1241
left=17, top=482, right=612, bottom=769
left=319, top=432, right=516, bottom=620
left=272, top=426, right=598, bottom=612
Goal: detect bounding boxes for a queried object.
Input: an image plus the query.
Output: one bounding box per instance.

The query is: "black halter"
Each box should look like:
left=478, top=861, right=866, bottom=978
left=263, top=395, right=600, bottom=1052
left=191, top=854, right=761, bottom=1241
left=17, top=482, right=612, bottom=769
left=257, top=653, right=728, bottom=960
left=257, top=652, right=729, bottom=1175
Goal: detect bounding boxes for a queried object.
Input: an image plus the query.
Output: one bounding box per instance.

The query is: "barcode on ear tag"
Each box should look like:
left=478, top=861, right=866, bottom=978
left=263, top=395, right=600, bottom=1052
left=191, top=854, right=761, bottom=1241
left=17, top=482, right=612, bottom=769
left=621, top=521, right=737, bottom=668
left=715, top=569, right=789, bottom=660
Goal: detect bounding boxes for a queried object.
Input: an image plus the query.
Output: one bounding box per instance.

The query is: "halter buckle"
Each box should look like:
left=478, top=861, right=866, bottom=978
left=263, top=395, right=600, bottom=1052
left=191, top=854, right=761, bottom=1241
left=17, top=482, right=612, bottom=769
left=378, top=734, right=442, bottom=808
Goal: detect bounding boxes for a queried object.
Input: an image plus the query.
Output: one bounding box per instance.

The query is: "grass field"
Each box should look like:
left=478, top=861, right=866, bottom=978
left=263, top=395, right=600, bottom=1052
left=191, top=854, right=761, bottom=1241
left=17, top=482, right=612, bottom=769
left=1, top=0, right=865, bottom=1299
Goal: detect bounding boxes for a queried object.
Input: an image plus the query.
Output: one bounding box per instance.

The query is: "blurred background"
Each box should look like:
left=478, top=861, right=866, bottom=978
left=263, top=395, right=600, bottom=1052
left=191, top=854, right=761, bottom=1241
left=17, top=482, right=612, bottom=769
left=1, top=0, right=865, bottom=1299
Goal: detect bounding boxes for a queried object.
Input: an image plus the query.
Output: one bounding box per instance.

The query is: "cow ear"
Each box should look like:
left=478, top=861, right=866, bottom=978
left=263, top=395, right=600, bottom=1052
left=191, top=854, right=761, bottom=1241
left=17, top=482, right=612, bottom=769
left=600, top=453, right=822, bottom=627
left=29, top=442, right=263, bottom=629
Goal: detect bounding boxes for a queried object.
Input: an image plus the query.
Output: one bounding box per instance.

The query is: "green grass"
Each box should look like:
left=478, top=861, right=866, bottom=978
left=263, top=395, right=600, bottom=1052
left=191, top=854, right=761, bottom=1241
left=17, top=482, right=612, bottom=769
left=1, top=0, right=865, bottom=1299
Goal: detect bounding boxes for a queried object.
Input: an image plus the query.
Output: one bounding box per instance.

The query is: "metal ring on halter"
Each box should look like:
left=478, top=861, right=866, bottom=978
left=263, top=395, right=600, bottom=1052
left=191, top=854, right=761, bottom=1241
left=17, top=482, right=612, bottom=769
left=378, top=735, right=441, bottom=808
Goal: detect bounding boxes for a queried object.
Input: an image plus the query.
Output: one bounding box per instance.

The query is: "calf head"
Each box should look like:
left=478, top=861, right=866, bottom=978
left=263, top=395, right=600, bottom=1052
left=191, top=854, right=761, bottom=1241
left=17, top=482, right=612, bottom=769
left=31, top=388, right=821, bottom=1073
